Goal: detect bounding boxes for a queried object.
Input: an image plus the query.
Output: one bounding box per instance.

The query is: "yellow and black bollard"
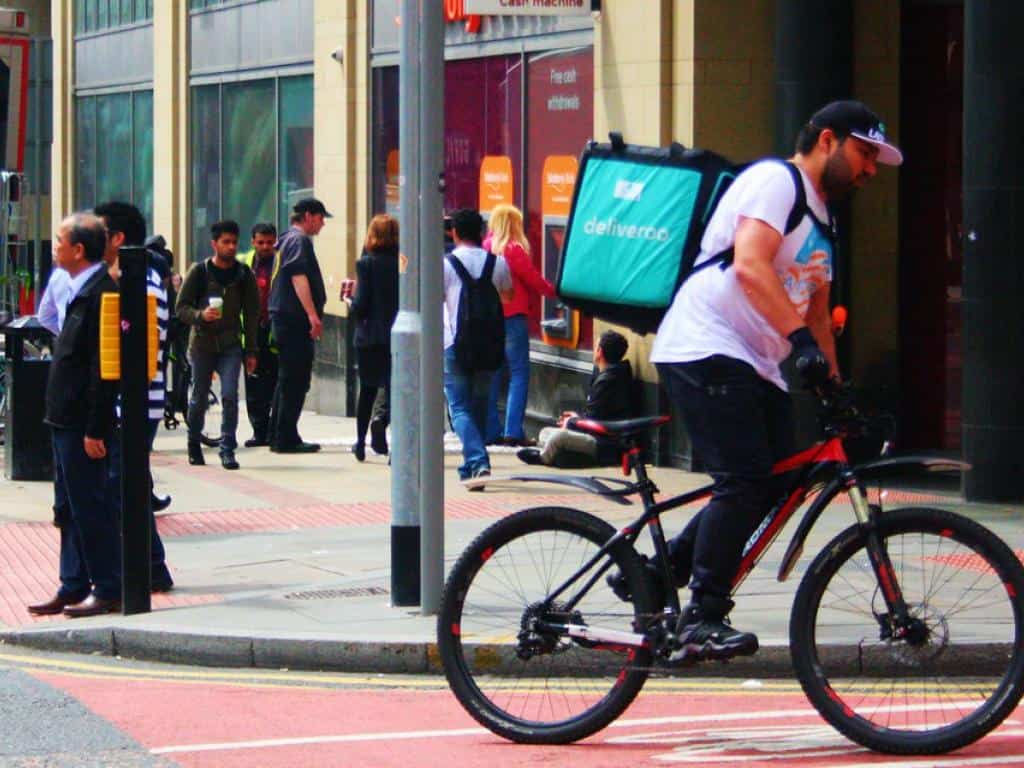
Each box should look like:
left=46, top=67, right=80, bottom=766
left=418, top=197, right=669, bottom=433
left=100, top=246, right=159, bottom=614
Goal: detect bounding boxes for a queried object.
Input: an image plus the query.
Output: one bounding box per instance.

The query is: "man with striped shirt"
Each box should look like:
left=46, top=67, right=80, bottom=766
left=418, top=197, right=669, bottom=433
left=95, top=202, right=174, bottom=593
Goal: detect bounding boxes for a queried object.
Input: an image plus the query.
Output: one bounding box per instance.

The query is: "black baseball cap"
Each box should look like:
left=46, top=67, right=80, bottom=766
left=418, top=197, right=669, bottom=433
left=809, top=100, right=903, bottom=166
left=293, top=197, right=333, bottom=218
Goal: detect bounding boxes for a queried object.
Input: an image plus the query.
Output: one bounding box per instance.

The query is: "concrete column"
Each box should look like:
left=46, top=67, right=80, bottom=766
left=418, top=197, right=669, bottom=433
left=774, top=0, right=852, bottom=157
left=152, top=1, right=189, bottom=268
left=50, top=0, right=74, bottom=224
left=962, top=1, right=1024, bottom=501
left=314, top=0, right=365, bottom=318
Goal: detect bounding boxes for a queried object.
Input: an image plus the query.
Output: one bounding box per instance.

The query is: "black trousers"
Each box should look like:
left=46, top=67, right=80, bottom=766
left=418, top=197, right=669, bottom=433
left=245, top=325, right=279, bottom=440
left=657, top=356, right=795, bottom=606
left=271, top=319, right=314, bottom=448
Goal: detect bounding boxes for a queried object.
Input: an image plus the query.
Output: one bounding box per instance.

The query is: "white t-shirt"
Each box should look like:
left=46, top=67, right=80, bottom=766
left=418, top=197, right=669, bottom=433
left=443, top=245, right=513, bottom=349
left=650, top=161, right=833, bottom=391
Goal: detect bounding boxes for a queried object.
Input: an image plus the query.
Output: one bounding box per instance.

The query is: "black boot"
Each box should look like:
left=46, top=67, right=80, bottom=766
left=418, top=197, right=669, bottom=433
left=668, top=594, right=758, bottom=664
left=606, top=555, right=667, bottom=608
left=187, top=441, right=205, bottom=466
left=369, top=420, right=388, bottom=455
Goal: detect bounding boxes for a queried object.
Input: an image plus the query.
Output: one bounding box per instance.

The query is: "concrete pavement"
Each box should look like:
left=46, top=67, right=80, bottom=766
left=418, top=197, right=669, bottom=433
left=1, top=407, right=1022, bottom=676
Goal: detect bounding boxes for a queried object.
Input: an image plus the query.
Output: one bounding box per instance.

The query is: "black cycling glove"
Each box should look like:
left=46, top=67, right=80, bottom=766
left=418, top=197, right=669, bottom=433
left=788, top=327, right=831, bottom=388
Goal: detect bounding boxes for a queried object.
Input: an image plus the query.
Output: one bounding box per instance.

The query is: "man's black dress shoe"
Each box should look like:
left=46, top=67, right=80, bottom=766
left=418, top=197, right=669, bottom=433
left=244, top=435, right=269, bottom=448
left=188, top=441, right=205, bottom=466
left=271, top=442, right=321, bottom=454
left=151, top=494, right=172, bottom=512
left=220, top=451, right=240, bottom=470
left=64, top=594, right=121, bottom=618
left=370, top=420, right=388, bottom=455
left=27, top=593, right=88, bottom=616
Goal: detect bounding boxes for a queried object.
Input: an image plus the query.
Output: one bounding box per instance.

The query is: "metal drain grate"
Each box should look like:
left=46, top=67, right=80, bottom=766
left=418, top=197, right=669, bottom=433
left=283, top=586, right=389, bottom=600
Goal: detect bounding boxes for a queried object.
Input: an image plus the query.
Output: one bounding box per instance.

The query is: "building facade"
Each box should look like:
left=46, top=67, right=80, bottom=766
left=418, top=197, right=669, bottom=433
left=39, top=1, right=1024, bottom=500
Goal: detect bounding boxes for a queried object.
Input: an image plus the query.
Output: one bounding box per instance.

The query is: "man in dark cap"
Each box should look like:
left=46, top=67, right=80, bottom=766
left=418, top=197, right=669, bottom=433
left=619, top=100, right=903, bottom=663
left=268, top=198, right=331, bottom=453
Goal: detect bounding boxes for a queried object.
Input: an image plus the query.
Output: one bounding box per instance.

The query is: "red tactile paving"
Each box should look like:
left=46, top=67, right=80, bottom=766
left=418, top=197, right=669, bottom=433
left=925, top=550, right=1024, bottom=574
left=0, top=484, right=954, bottom=632
left=0, top=521, right=222, bottom=630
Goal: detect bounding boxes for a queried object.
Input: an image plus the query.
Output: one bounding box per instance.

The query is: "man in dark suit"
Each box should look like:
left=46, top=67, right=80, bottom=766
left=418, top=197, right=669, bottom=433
left=28, top=213, right=123, bottom=618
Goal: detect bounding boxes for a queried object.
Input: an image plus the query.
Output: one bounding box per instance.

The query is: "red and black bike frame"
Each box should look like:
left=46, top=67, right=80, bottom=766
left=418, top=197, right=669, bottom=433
left=545, top=435, right=969, bottom=628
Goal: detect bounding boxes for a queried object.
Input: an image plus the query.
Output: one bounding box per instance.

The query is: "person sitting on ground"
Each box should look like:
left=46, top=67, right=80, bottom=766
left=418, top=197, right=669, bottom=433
left=517, top=330, right=636, bottom=468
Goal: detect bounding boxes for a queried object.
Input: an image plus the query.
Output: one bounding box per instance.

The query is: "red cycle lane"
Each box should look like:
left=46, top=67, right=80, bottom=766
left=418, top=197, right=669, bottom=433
left=26, top=669, right=1024, bottom=768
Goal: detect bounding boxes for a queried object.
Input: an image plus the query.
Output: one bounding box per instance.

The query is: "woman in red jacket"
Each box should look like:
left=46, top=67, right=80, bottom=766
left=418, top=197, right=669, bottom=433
left=483, top=204, right=555, bottom=446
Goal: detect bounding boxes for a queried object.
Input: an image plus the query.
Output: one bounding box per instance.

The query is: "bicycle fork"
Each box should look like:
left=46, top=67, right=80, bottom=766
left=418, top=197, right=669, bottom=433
left=848, top=482, right=916, bottom=639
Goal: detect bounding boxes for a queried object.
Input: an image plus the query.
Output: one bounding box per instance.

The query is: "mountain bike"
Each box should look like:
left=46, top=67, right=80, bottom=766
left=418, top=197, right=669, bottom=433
left=437, top=384, right=1024, bottom=754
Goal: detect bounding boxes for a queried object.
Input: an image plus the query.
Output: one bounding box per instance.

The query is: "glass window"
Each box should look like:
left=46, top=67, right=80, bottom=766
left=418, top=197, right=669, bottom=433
left=222, top=79, right=275, bottom=238
left=75, top=97, right=97, bottom=209
left=120, top=0, right=134, bottom=25
left=370, top=66, right=399, bottom=217
left=26, top=41, right=53, bottom=195
left=135, top=0, right=148, bottom=21
left=75, top=0, right=86, bottom=34
left=97, top=0, right=109, bottom=30
left=84, top=0, right=97, bottom=33
left=190, top=84, right=221, bottom=260
left=95, top=92, right=132, bottom=204
left=133, top=90, right=154, bottom=230
left=526, top=47, right=593, bottom=346
left=278, top=75, right=314, bottom=230
left=442, top=55, right=522, bottom=212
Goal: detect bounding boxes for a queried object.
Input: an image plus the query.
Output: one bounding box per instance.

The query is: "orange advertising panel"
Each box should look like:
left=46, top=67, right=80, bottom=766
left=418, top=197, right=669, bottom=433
left=541, top=155, right=578, bottom=218
left=478, top=155, right=514, bottom=214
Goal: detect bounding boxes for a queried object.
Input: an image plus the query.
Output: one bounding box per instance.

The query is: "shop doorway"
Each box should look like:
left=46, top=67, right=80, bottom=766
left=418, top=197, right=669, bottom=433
left=898, top=1, right=963, bottom=451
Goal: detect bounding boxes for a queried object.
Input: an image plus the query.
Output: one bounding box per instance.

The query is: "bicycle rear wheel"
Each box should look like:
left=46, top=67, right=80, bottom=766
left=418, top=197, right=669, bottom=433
left=438, top=506, right=656, bottom=744
left=791, top=507, right=1024, bottom=754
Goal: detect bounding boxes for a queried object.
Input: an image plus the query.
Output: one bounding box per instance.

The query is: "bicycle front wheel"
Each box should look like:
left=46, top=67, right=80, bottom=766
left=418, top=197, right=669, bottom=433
left=791, top=507, right=1024, bottom=754
left=437, top=506, right=656, bottom=744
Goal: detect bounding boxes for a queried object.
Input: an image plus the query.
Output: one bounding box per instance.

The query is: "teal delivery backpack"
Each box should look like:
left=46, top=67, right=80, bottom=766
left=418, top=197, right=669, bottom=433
left=555, top=133, right=741, bottom=335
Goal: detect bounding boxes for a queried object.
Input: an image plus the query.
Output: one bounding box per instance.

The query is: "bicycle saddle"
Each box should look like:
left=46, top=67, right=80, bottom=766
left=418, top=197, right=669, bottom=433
left=568, top=415, right=670, bottom=439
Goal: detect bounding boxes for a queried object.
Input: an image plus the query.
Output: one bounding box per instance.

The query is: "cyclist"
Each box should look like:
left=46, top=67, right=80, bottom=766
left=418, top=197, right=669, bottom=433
left=626, top=101, right=903, bottom=662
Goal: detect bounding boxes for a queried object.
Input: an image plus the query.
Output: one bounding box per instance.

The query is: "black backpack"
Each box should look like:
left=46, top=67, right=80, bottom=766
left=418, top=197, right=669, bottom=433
left=447, top=252, right=506, bottom=372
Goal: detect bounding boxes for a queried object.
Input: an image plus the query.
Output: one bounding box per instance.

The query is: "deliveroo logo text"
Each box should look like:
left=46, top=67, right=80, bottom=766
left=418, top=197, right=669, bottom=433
left=583, top=176, right=672, bottom=243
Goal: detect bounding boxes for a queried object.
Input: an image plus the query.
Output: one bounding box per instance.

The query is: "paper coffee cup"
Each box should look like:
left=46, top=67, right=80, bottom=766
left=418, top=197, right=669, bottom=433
left=209, top=297, right=223, bottom=316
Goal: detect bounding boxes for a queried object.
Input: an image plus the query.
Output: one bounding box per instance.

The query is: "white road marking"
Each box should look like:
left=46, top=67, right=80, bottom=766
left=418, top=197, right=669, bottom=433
left=151, top=727, right=488, bottom=755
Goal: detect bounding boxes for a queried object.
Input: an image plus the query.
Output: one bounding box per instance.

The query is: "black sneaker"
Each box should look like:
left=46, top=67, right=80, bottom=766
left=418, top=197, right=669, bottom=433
left=467, top=467, right=490, bottom=492
left=516, top=448, right=543, bottom=466
left=668, top=603, right=758, bottom=664
left=220, top=451, right=240, bottom=470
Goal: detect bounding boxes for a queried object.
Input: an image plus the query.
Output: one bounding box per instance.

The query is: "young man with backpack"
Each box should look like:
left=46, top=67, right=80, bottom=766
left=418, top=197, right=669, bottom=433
left=629, top=100, right=903, bottom=663
left=175, top=220, right=260, bottom=470
left=443, top=208, right=513, bottom=484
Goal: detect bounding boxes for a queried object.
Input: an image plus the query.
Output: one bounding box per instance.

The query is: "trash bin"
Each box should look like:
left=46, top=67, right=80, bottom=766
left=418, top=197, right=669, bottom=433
left=2, top=316, right=53, bottom=481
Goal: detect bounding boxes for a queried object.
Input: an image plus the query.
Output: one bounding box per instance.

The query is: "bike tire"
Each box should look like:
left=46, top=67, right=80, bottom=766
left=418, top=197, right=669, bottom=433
left=438, top=506, right=656, bottom=744
left=790, top=507, right=1024, bottom=754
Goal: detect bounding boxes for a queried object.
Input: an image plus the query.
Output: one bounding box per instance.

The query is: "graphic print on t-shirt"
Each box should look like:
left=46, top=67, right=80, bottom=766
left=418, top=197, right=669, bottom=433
left=783, top=224, right=833, bottom=315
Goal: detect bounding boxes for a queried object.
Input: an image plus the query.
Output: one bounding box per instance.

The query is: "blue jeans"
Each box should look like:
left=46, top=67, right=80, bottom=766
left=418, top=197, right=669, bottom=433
left=486, top=314, right=531, bottom=441
left=52, top=427, right=122, bottom=601
left=188, top=344, right=243, bottom=452
left=444, top=346, right=495, bottom=480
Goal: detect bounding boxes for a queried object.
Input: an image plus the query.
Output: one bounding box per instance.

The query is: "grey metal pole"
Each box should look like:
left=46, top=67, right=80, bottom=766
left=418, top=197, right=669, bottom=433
left=390, top=0, right=423, bottom=606
left=418, top=0, right=445, bottom=615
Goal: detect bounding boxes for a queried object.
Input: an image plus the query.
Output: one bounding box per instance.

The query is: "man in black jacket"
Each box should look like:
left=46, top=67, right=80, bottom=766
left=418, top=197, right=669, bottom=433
left=517, top=330, right=636, bottom=468
left=29, top=213, right=123, bottom=618
left=269, top=198, right=330, bottom=454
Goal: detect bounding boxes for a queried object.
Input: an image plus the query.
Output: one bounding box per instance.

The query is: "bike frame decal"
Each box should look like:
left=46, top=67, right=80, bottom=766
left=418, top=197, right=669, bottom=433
left=772, top=438, right=847, bottom=475
left=480, top=547, right=494, bottom=562
left=732, top=486, right=807, bottom=589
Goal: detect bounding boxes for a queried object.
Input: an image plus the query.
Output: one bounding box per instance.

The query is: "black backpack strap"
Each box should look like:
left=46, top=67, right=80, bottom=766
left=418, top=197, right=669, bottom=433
left=446, top=254, right=474, bottom=285
left=481, top=252, right=496, bottom=282
left=694, top=159, right=821, bottom=275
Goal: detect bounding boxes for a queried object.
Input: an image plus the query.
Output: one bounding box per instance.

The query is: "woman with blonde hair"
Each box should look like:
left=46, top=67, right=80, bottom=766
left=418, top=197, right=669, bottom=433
left=483, top=203, right=555, bottom=446
left=343, top=214, right=399, bottom=460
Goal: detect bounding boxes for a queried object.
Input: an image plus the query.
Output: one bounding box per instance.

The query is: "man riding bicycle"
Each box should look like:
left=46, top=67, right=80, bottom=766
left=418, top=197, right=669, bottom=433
left=618, top=100, right=903, bottom=662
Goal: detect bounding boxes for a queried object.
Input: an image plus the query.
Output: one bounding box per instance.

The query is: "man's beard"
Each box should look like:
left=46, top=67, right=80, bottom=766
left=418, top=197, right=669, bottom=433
left=821, top=150, right=858, bottom=202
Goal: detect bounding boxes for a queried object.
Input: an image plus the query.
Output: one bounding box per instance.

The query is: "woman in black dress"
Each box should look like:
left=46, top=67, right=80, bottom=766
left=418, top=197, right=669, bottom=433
left=345, top=214, right=399, bottom=461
